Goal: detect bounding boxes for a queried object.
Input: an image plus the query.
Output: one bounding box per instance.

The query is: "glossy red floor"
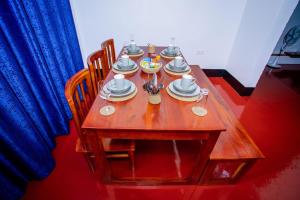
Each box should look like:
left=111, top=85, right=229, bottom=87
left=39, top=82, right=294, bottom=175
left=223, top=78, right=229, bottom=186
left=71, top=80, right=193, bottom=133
left=22, top=66, right=300, bottom=200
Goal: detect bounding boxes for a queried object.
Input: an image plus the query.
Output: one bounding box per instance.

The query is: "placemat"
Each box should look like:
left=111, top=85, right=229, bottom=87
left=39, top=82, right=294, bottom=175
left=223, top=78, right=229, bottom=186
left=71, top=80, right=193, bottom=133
left=104, top=88, right=138, bottom=102
left=164, top=65, right=191, bottom=76
left=160, top=52, right=177, bottom=59
left=112, top=66, right=139, bottom=75
left=166, top=86, right=202, bottom=102
left=128, top=49, right=144, bottom=57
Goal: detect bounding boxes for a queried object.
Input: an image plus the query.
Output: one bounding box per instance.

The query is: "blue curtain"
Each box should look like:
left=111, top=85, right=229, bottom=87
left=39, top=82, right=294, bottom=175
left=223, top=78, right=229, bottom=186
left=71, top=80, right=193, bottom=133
left=0, top=0, right=83, bottom=199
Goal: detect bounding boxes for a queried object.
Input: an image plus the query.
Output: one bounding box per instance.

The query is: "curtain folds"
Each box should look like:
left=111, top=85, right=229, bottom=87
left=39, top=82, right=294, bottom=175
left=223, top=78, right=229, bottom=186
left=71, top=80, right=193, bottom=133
left=0, top=0, right=83, bottom=199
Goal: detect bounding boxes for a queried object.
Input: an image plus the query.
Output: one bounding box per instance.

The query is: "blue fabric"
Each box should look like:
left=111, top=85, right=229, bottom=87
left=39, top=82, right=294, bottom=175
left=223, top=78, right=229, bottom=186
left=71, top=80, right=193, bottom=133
left=0, top=0, right=83, bottom=199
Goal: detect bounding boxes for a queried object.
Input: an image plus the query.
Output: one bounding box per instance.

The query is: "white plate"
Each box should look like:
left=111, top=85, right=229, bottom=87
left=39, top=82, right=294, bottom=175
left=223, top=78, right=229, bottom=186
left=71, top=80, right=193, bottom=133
left=166, top=63, right=190, bottom=73
left=106, top=79, right=131, bottom=94
left=126, top=47, right=142, bottom=54
left=173, top=79, right=197, bottom=93
left=161, top=48, right=180, bottom=57
left=103, top=81, right=136, bottom=97
left=168, top=81, right=200, bottom=97
left=113, top=62, right=138, bottom=71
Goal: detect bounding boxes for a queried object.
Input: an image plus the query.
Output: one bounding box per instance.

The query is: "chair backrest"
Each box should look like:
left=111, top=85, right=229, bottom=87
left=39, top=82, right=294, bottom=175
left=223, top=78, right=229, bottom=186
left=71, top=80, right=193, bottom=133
left=87, top=49, right=109, bottom=96
left=65, top=69, right=95, bottom=138
left=101, top=38, right=116, bottom=70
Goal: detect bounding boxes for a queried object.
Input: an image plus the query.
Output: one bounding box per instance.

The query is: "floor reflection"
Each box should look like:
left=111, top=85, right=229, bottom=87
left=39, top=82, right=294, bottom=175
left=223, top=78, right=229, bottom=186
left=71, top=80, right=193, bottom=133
left=23, top=66, right=300, bottom=200
left=109, top=140, right=202, bottom=181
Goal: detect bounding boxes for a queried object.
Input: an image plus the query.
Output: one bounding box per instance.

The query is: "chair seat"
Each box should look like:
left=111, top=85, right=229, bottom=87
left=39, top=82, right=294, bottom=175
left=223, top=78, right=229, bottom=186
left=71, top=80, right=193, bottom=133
left=76, top=138, right=135, bottom=154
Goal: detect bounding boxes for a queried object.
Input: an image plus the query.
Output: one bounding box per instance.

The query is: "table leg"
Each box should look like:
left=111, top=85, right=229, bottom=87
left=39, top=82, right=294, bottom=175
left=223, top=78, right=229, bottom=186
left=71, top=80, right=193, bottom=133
left=191, top=133, right=220, bottom=183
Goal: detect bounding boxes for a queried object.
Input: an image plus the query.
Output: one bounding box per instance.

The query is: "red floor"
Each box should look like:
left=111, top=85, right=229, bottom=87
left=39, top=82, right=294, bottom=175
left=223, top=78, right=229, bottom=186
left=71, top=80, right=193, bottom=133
left=22, top=67, right=300, bottom=200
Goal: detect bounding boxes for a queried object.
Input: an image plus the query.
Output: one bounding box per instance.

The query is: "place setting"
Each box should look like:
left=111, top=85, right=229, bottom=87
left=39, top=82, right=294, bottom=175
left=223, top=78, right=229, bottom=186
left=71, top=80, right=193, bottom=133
left=167, top=74, right=209, bottom=116
left=123, top=40, right=144, bottom=57
left=98, top=74, right=137, bottom=116
left=164, top=55, right=191, bottom=76
left=112, top=54, right=139, bottom=74
left=167, top=74, right=201, bottom=102
left=160, top=44, right=181, bottom=59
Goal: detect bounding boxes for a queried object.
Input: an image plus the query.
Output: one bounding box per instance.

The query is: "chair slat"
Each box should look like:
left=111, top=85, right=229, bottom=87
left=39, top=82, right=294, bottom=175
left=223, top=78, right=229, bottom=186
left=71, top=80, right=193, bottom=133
left=101, top=38, right=116, bottom=73
left=87, top=49, right=110, bottom=96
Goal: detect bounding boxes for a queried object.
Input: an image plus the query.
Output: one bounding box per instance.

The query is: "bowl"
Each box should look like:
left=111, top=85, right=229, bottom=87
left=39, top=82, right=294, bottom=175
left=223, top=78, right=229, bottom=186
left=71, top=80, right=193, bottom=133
left=140, top=61, right=162, bottom=74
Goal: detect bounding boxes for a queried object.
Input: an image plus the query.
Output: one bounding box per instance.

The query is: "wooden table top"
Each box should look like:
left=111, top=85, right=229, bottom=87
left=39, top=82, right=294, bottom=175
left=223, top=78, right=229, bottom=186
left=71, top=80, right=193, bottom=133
left=82, top=47, right=226, bottom=133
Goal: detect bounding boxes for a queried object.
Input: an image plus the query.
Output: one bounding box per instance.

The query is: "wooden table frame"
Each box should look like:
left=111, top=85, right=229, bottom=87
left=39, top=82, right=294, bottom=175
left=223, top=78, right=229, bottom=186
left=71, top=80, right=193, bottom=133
left=82, top=46, right=229, bottom=185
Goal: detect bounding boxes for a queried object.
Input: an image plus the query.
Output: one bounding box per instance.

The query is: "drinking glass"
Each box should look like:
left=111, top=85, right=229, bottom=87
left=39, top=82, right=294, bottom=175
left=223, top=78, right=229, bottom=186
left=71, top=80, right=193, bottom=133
left=130, top=33, right=135, bottom=42
left=98, top=81, right=115, bottom=116
left=170, top=37, right=176, bottom=46
left=122, top=41, right=130, bottom=55
left=192, top=88, right=209, bottom=117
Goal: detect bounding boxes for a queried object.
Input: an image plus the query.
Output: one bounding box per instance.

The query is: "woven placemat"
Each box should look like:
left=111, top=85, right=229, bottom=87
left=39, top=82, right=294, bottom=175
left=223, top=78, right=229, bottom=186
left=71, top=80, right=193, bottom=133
left=104, top=88, right=138, bottom=102
left=164, top=65, right=191, bottom=76
left=160, top=52, right=177, bottom=59
left=112, top=66, right=139, bottom=75
left=166, top=86, right=202, bottom=102
left=128, top=50, right=144, bottom=57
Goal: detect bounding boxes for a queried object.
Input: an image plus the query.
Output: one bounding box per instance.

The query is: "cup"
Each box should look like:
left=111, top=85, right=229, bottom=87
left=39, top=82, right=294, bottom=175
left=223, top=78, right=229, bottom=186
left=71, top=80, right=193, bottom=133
left=129, top=41, right=137, bottom=51
left=167, top=44, right=175, bottom=54
left=180, top=74, right=195, bottom=90
left=174, top=56, right=184, bottom=67
left=120, top=54, right=129, bottom=66
left=114, top=74, right=125, bottom=89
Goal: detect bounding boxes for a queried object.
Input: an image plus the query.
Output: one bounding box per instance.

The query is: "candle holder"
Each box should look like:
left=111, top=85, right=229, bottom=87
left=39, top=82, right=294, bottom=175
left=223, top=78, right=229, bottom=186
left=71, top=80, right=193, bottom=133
left=148, top=93, right=161, bottom=104
left=148, top=43, right=156, bottom=54
left=143, top=73, right=164, bottom=105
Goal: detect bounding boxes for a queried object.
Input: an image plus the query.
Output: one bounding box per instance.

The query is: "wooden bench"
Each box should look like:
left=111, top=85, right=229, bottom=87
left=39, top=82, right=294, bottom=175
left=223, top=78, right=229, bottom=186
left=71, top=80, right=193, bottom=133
left=191, top=65, right=265, bottom=184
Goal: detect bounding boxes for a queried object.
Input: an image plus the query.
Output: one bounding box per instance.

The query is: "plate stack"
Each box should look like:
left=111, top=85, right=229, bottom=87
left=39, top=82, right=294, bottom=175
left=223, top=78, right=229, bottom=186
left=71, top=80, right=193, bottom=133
left=160, top=47, right=180, bottom=59
left=102, top=79, right=137, bottom=102
left=164, top=60, right=191, bottom=76
left=167, top=79, right=201, bottom=102
left=112, top=59, right=138, bottom=74
left=125, top=46, right=144, bottom=57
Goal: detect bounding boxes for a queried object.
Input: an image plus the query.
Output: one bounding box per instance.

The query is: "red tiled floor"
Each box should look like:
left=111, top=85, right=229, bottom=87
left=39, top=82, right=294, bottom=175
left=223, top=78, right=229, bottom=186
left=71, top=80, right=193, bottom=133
left=22, top=66, right=300, bottom=200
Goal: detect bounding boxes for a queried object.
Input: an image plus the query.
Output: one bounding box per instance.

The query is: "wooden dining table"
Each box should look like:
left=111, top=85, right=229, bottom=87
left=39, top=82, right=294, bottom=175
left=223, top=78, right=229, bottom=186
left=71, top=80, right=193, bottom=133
left=82, top=46, right=234, bottom=185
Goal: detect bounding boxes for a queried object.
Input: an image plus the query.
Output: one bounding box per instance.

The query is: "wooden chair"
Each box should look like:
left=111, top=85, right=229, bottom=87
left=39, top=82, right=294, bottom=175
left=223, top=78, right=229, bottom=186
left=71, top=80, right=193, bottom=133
left=101, top=38, right=116, bottom=70
left=87, top=49, right=110, bottom=96
left=65, top=69, right=135, bottom=172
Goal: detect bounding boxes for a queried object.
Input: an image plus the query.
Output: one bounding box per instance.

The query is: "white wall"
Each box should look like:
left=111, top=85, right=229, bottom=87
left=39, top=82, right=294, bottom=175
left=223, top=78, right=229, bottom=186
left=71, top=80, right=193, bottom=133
left=70, top=0, right=298, bottom=87
left=226, top=0, right=299, bottom=87
left=70, top=0, right=246, bottom=68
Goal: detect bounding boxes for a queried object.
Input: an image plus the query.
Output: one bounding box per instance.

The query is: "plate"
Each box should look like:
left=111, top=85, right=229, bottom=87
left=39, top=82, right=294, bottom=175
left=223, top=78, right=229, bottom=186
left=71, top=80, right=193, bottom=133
left=126, top=46, right=142, bottom=53
left=168, top=81, right=200, bottom=97
left=103, top=81, right=136, bottom=97
left=106, top=79, right=131, bottom=94
left=166, top=62, right=190, bottom=73
left=113, top=62, right=138, bottom=71
left=161, top=48, right=180, bottom=57
left=164, top=65, right=191, bottom=76
left=126, top=47, right=143, bottom=55
left=117, top=59, right=135, bottom=67
left=173, top=79, right=197, bottom=93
